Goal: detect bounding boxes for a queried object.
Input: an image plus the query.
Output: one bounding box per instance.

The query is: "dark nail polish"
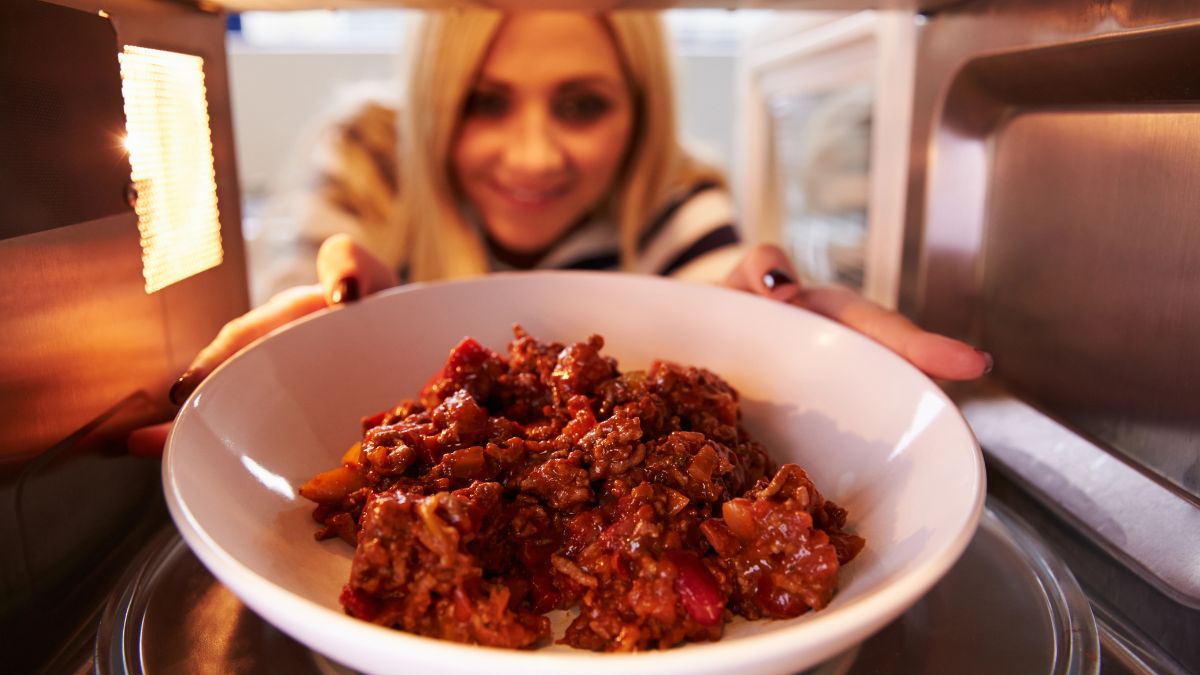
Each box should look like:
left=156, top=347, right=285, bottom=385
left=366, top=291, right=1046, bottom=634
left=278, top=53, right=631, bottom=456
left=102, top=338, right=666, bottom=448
left=331, top=277, right=360, bottom=305
left=976, top=349, right=994, bottom=375
left=169, top=369, right=202, bottom=406
left=763, top=268, right=796, bottom=291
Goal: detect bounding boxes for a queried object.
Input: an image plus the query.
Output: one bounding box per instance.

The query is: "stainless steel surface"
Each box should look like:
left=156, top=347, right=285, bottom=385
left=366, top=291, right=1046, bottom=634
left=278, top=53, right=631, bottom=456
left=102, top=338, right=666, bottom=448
left=956, top=384, right=1200, bottom=609
left=903, top=0, right=1200, bottom=335
left=1, top=214, right=168, bottom=459
left=2, top=0, right=250, bottom=459
left=905, top=3, right=1200, bottom=499
left=983, top=465, right=1196, bottom=675
left=0, top=0, right=130, bottom=241
left=1, top=0, right=250, bottom=669
left=903, top=1, right=1200, bottom=670
left=1094, top=605, right=1193, bottom=675
left=983, top=106, right=1199, bottom=497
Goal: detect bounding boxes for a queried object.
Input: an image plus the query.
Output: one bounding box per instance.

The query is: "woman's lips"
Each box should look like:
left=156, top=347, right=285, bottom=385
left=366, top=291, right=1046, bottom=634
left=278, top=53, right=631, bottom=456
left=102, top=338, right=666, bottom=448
left=490, top=181, right=570, bottom=209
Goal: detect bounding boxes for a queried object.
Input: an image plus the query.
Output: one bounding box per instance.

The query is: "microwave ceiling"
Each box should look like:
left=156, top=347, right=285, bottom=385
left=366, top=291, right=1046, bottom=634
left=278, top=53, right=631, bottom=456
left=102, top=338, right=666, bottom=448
left=192, top=0, right=960, bottom=11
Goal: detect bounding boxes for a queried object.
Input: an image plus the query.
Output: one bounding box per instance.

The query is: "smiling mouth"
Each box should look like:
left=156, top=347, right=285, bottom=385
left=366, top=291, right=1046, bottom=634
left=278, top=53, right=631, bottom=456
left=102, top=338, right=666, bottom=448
left=491, top=182, right=570, bottom=207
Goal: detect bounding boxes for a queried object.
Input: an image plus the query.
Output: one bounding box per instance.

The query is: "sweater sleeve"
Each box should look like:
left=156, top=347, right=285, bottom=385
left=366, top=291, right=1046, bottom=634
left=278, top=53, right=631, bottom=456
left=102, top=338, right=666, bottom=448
left=245, top=94, right=400, bottom=306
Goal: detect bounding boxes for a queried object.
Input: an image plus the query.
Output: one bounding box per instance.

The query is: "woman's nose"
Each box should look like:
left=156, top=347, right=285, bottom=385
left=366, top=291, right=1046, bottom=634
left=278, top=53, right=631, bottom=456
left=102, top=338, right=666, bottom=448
left=502, top=107, right=566, bottom=176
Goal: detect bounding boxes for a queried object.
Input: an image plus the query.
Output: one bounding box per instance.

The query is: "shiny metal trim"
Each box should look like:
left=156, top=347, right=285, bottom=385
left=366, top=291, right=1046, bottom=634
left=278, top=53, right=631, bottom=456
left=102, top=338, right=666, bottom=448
left=905, top=0, right=1200, bottom=620
left=1094, top=603, right=1193, bottom=675
left=954, top=384, right=1200, bottom=609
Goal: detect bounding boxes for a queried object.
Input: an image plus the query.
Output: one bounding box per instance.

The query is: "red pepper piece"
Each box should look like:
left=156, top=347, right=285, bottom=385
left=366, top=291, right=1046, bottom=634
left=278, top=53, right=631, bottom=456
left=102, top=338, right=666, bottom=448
left=665, top=550, right=724, bottom=626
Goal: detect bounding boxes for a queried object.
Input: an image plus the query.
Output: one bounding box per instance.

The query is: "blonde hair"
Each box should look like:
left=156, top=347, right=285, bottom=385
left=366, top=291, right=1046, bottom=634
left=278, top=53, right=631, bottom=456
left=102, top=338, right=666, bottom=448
left=385, top=10, right=724, bottom=281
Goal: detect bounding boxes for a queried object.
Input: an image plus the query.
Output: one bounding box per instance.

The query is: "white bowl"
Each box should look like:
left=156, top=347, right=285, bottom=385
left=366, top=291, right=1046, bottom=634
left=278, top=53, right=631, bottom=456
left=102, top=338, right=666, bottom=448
left=164, top=271, right=984, bottom=675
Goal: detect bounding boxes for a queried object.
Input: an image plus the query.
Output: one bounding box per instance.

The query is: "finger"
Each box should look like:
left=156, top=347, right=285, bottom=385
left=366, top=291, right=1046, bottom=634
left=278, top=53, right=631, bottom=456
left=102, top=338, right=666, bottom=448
left=169, top=284, right=328, bottom=404
left=795, top=286, right=992, bottom=381
left=126, top=421, right=173, bottom=458
left=723, top=244, right=803, bottom=303
left=316, top=233, right=400, bottom=305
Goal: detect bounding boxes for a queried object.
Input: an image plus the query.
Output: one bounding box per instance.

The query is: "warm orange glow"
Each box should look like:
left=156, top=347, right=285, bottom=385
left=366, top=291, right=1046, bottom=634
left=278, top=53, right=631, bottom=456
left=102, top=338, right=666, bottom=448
left=119, top=45, right=223, bottom=294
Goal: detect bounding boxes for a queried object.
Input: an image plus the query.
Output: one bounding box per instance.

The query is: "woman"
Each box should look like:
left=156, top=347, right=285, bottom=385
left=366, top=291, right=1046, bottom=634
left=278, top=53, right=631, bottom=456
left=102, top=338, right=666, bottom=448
left=167, top=10, right=989, bottom=410
left=248, top=10, right=747, bottom=300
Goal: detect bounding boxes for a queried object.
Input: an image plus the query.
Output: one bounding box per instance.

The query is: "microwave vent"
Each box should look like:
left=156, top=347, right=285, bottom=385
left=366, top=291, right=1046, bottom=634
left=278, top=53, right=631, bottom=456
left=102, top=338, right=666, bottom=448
left=119, top=46, right=224, bottom=294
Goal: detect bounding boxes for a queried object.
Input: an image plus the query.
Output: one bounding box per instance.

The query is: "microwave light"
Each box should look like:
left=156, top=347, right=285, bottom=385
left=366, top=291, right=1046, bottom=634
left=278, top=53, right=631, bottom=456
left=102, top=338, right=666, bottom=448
left=118, top=45, right=223, bottom=294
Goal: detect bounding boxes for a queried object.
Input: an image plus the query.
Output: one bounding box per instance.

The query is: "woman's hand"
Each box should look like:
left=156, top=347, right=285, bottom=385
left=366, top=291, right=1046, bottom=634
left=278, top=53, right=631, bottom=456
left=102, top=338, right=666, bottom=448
left=169, top=234, right=399, bottom=405
left=129, top=235, right=398, bottom=458
left=128, top=283, right=331, bottom=457
left=725, top=244, right=992, bottom=381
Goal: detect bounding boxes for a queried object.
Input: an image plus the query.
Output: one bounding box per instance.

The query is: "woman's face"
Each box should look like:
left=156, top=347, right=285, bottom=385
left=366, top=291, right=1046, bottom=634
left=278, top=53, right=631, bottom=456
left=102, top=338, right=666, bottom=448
left=452, top=12, right=635, bottom=256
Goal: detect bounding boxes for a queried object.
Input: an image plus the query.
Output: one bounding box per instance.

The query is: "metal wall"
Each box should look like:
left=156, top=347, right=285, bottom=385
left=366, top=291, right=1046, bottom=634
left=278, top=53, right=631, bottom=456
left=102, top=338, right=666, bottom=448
left=0, top=0, right=249, bottom=669
left=903, top=1, right=1200, bottom=670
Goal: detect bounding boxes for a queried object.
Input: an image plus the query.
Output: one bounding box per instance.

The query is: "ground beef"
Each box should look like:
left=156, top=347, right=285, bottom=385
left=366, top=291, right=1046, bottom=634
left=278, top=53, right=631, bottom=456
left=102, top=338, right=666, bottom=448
left=299, top=326, right=864, bottom=651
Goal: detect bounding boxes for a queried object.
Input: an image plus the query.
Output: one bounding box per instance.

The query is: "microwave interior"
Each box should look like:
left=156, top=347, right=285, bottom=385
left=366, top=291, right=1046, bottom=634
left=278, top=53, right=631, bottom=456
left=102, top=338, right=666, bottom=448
left=1, top=0, right=1196, bottom=673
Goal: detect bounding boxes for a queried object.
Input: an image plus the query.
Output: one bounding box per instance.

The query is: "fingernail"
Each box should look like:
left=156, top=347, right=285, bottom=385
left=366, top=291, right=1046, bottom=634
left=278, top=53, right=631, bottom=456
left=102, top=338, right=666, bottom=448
left=169, top=369, right=202, bottom=406
left=763, top=268, right=796, bottom=291
left=976, top=349, right=994, bottom=375
left=331, top=277, right=360, bottom=305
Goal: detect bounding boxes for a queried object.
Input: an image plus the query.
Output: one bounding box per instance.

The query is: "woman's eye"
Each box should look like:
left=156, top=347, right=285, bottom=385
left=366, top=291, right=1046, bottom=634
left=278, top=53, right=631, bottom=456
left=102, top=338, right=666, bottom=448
left=463, top=91, right=509, bottom=119
left=552, top=93, right=612, bottom=125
